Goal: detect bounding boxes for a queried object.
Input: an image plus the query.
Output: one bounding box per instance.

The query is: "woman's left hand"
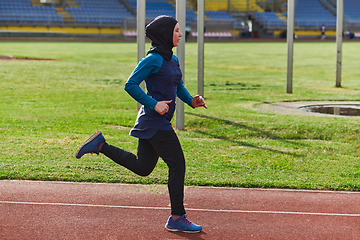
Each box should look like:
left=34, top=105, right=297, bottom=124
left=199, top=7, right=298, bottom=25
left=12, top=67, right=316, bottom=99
left=192, top=95, right=207, bottom=109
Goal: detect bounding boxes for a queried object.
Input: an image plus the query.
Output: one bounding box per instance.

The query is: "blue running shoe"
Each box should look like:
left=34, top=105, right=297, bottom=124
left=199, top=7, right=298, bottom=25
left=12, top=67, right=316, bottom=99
left=75, top=131, right=105, bottom=159
left=165, top=215, right=202, bottom=233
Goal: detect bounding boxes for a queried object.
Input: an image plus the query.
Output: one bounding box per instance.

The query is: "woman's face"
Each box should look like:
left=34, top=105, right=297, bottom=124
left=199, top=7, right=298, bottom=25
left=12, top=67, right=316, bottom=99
left=173, top=23, right=182, bottom=47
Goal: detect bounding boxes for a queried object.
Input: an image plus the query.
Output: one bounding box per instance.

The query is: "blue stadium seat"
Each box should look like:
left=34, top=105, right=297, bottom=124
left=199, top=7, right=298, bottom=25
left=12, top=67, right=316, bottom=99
left=0, top=0, right=132, bottom=26
left=186, top=10, right=196, bottom=25
left=0, top=0, right=62, bottom=24
left=70, top=0, right=132, bottom=25
left=253, top=12, right=286, bottom=28
left=294, top=0, right=336, bottom=28
left=205, top=11, right=235, bottom=21
left=343, top=0, right=360, bottom=22
left=126, top=0, right=175, bottom=19
left=2, top=0, right=359, bottom=31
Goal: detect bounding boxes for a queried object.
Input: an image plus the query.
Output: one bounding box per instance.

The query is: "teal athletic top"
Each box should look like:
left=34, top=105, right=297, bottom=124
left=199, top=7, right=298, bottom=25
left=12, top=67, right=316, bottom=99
left=124, top=52, right=193, bottom=139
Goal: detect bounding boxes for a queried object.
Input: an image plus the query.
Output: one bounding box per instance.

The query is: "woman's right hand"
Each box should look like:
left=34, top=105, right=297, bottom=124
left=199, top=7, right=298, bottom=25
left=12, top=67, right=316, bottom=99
left=155, top=100, right=172, bottom=115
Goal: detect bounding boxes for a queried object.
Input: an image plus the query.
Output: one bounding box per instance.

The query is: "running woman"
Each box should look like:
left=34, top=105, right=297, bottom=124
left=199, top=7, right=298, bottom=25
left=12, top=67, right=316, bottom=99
left=76, top=15, right=207, bottom=233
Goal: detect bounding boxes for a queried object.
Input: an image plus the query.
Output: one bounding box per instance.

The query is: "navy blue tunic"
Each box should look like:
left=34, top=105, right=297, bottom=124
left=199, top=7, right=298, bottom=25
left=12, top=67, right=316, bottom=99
left=124, top=52, right=193, bottom=139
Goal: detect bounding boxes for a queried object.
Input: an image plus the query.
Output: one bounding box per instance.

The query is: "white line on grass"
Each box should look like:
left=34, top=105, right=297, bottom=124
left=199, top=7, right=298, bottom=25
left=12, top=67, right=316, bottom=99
left=1, top=200, right=360, bottom=217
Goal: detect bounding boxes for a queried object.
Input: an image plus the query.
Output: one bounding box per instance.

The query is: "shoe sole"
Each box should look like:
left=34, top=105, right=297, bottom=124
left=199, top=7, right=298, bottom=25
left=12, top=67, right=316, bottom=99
left=165, top=225, right=201, bottom=233
left=75, top=131, right=102, bottom=159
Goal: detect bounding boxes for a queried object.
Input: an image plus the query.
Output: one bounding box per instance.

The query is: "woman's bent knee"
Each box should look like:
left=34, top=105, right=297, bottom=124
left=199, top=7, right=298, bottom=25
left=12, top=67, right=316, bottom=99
left=137, top=168, right=153, bottom=177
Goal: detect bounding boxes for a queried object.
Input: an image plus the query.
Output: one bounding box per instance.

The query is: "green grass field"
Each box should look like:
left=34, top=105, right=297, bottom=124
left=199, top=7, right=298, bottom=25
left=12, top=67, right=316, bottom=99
left=1, top=41, right=360, bottom=190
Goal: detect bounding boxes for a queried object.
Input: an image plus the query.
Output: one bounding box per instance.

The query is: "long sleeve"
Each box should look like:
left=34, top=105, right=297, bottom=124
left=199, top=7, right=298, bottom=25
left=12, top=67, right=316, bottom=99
left=172, top=55, right=194, bottom=109
left=124, top=53, right=163, bottom=110
left=177, top=80, right=194, bottom=108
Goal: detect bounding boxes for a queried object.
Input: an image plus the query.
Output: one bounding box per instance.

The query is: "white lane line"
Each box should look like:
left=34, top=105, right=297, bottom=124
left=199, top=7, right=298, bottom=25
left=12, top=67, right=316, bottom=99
left=1, top=200, right=360, bottom=217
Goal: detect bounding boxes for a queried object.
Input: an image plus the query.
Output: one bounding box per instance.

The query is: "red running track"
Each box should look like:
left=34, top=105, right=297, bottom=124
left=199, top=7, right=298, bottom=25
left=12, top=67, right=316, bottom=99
left=1, top=180, right=360, bottom=239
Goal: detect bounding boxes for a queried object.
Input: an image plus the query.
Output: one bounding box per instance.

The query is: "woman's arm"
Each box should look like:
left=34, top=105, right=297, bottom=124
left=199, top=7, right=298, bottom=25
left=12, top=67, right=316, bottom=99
left=124, top=54, right=162, bottom=110
left=177, top=81, right=207, bottom=109
left=176, top=80, right=193, bottom=108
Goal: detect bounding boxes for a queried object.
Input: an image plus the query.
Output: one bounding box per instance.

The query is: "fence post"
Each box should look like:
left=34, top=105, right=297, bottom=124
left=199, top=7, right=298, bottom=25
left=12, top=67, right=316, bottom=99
left=336, top=0, right=343, bottom=87
left=175, top=0, right=186, bottom=130
left=198, top=0, right=205, bottom=97
left=286, top=0, right=295, bottom=94
left=136, top=0, right=146, bottom=110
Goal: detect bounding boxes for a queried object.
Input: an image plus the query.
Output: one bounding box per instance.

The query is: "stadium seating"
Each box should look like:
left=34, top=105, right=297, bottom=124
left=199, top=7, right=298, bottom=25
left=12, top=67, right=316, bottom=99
left=294, top=0, right=336, bottom=28
left=1, top=0, right=360, bottom=38
left=320, top=0, right=360, bottom=23
left=66, top=0, right=132, bottom=25
left=0, top=0, right=132, bottom=26
left=320, top=0, right=336, bottom=15
left=185, top=10, right=197, bottom=25
left=253, top=12, right=286, bottom=28
left=204, top=0, right=227, bottom=11
left=204, top=11, right=235, bottom=21
left=126, top=0, right=175, bottom=19
left=252, top=0, right=360, bottom=31
left=228, top=0, right=264, bottom=12
left=343, top=0, right=360, bottom=23
left=124, top=0, right=200, bottom=25
left=0, top=0, right=62, bottom=24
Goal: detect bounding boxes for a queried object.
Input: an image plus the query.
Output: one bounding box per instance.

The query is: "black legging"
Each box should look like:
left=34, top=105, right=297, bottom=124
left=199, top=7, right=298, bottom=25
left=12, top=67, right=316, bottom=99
left=100, top=130, right=186, bottom=216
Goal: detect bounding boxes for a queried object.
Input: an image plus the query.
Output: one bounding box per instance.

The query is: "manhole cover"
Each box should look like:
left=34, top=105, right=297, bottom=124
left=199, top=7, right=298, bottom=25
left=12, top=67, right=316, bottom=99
left=299, top=105, right=360, bottom=116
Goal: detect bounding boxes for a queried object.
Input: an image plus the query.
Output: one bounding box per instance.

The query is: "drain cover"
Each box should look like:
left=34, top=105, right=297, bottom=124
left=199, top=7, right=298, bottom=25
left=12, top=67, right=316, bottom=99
left=299, top=105, right=360, bottom=116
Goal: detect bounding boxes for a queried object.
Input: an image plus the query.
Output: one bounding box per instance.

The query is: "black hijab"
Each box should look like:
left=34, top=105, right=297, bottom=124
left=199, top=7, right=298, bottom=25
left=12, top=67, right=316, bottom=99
left=145, top=15, right=178, bottom=61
